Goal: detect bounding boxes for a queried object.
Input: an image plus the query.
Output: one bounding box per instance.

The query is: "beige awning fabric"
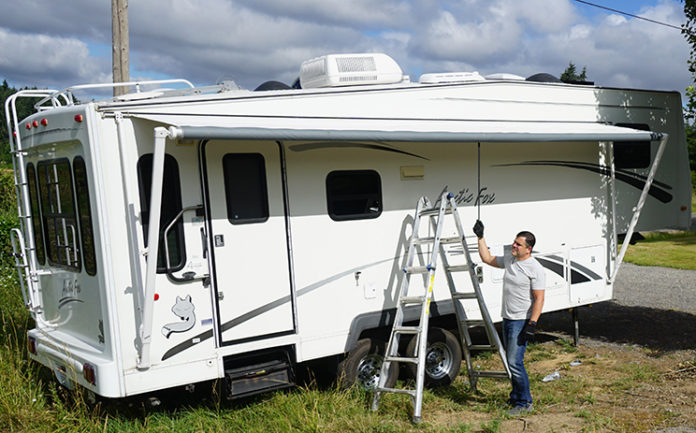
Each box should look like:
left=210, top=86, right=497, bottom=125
left=128, top=113, right=660, bottom=143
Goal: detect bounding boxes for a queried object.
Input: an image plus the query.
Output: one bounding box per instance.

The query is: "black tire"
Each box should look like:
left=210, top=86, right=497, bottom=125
left=336, top=338, right=398, bottom=390
left=405, top=327, right=462, bottom=387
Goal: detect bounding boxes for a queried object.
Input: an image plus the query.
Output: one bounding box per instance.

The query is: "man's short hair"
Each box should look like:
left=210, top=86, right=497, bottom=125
left=516, top=231, right=536, bottom=250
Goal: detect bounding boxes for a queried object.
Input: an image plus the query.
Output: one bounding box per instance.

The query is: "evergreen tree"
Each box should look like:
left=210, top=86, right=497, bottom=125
left=560, top=62, right=589, bottom=83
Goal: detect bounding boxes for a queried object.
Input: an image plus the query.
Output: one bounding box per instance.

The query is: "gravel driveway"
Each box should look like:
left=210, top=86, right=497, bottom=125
left=614, top=263, right=696, bottom=315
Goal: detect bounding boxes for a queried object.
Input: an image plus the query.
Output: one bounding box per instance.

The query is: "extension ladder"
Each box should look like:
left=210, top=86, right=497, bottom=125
left=371, top=192, right=510, bottom=423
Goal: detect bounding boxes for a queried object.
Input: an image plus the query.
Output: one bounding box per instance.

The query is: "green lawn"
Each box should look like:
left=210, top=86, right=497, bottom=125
left=621, top=231, right=696, bottom=270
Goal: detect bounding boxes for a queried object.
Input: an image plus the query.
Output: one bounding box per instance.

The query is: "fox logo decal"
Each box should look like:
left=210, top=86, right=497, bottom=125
left=162, top=295, right=196, bottom=338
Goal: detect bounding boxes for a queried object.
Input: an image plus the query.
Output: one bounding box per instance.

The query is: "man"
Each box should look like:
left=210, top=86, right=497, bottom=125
left=472, top=219, right=545, bottom=416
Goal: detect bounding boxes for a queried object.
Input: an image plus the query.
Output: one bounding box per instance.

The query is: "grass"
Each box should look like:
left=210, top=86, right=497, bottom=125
left=621, top=230, right=696, bottom=270
left=1, top=171, right=694, bottom=432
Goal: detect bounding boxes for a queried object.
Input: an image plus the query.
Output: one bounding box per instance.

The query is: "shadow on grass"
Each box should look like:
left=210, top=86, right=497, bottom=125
left=539, top=301, right=696, bottom=353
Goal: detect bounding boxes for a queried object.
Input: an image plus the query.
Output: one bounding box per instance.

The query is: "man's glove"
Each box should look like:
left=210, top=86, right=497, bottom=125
left=473, top=220, right=484, bottom=239
left=521, top=321, right=537, bottom=343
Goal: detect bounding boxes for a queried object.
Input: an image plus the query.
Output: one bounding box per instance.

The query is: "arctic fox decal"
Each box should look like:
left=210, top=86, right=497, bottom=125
left=162, top=295, right=196, bottom=338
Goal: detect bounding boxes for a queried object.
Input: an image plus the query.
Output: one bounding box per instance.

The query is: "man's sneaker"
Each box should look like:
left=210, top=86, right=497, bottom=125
left=507, top=403, right=533, bottom=416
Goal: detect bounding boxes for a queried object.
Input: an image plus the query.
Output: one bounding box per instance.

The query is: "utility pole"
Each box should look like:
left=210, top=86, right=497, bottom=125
left=112, top=0, right=129, bottom=97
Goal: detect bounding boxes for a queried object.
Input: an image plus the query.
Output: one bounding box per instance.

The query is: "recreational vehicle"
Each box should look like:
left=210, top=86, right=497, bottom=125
left=6, top=53, right=692, bottom=400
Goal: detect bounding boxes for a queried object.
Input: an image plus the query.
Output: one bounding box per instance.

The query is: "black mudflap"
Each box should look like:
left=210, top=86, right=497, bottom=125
left=224, top=347, right=295, bottom=399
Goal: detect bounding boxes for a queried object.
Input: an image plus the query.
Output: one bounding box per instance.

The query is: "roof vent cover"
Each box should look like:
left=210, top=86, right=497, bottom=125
left=300, top=53, right=403, bottom=88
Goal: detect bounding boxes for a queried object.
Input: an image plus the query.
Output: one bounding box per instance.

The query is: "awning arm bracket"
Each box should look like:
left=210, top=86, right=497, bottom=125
left=610, top=133, right=669, bottom=282
left=137, top=126, right=170, bottom=370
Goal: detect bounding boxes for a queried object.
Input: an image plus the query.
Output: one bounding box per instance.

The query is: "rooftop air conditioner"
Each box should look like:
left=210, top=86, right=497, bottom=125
left=299, top=53, right=404, bottom=89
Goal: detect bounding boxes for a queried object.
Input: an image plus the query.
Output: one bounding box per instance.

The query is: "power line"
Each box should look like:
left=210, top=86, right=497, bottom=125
left=574, top=0, right=683, bottom=31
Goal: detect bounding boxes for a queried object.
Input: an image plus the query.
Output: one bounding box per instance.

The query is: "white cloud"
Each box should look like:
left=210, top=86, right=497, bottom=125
left=0, top=0, right=689, bottom=96
left=0, top=27, right=109, bottom=87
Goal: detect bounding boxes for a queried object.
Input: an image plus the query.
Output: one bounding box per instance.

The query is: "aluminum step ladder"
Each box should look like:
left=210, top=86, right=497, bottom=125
left=371, top=192, right=510, bottom=423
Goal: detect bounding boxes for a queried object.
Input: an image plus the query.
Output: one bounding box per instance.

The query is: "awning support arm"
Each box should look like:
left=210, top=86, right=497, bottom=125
left=137, top=126, right=170, bottom=370
left=610, top=133, right=669, bottom=282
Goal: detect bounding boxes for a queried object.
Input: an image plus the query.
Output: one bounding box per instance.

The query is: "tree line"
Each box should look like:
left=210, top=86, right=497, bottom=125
left=0, top=80, right=42, bottom=165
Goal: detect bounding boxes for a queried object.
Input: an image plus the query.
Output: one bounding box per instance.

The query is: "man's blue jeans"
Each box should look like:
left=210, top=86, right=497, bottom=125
left=502, top=319, right=532, bottom=407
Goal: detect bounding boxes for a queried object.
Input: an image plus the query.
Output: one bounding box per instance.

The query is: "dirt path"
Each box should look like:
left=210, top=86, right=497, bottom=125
left=524, top=263, right=696, bottom=433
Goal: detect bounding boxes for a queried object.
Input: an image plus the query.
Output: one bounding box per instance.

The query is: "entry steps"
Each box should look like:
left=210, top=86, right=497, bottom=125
left=371, top=192, right=510, bottom=422
left=224, top=347, right=295, bottom=399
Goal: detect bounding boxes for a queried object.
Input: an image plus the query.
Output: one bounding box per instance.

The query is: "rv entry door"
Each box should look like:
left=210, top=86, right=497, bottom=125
left=202, top=140, right=295, bottom=345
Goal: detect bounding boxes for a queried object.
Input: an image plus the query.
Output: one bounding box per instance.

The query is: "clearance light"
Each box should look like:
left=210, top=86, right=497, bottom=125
left=27, top=336, right=37, bottom=355
left=154, top=293, right=160, bottom=301
left=40, top=118, right=48, bottom=126
left=681, top=206, right=688, bottom=211
left=25, top=123, right=31, bottom=130
left=32, top=120, right=38, bottom=128
left=83, top=363, right=96, bottom=385
left=74, top=114, right=83, bottom=122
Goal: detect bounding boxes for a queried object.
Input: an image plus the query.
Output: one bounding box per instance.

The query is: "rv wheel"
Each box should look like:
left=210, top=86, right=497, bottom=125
left=337, top=338, right=397, bottom=390
left=405, top=327, right=462, bottom=387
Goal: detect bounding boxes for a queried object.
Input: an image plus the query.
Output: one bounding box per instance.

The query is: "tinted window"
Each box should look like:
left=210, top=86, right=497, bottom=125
left=137, top=154, right=186, bottom=272
left=614, top=123, right=651, bottom=169
left=25, top=163, right=46, bottom=265
left=73, top=156, right=97, bottom=276
left=37, top=159, right=80, bottom=270
left=222, top=153, right=269, bottom=224
left=326, top=170, right=382, bottom=221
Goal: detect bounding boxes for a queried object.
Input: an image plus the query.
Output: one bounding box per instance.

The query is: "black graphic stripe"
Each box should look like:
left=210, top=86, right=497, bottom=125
left=495, top=160, right=673, bottom=203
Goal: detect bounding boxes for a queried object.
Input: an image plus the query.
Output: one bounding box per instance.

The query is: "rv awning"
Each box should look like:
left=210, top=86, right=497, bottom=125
left=129, top=113, right=661, bottom=143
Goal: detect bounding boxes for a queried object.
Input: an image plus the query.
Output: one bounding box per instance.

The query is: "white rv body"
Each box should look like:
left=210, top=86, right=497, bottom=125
left=6, top=54, right=691, bottom=399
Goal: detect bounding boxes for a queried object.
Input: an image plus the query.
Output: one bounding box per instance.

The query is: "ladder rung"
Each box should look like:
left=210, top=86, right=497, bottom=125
left=419, top=207, right=453, bottom=217
left=393, top=325, right=420, bottom=334
left=465, top=320, right=485, bottom=327
left=468, top=344, right=496, bottom=351
left=403, top=265, right=432, bottom=274
left=452, top=292, right=477, bottom=300
left=446, top=264, right=469, bottom=272
left=413, top=235, right=461, bottom=245
left=400, top=296, right=425, bottom=304
left=471, top=371, right=510, bottom=379
left=376, top=387, right=416, bottom=396
left=385, top=356, right=419, bottom=364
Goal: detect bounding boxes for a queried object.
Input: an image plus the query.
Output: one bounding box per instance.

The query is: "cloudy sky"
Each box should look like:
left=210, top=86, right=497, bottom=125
left=0, top=0, right=690, bottom=96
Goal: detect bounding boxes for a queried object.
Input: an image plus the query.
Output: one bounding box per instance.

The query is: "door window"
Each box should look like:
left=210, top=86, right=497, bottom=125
left=222, top=153, right=269, bottom=224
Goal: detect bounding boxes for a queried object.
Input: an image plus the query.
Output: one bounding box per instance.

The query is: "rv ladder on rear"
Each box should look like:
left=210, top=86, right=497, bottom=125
left=371, top=192, right=510, bottom=423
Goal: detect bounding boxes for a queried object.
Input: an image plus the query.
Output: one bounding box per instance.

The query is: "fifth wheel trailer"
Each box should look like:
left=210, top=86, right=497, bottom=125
left=6, top=53, right=691, bottom=400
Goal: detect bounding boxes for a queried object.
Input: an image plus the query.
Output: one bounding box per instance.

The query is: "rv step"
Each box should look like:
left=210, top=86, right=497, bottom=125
left=224, top=348, right=295, bottom=400
left=385, top=355, right=419, bottom=364
left=413, top=236, right=461, bottom=245
left=445, top=265, right=469, bottom=272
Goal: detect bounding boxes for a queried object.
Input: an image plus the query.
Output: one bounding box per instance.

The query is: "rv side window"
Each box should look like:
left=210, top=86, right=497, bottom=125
left=614, top=123, right=651, bottom=169
left=222, top=153, right=269, bottom=224
left=25, top=163, right=46, bottom=265
left=37, top=159, right=81, bottom=271
left=326, top=170, right=382, bottom=221
left=73, top=156, right=97, bottom=276
left=137, top=154, right=186, bottom=273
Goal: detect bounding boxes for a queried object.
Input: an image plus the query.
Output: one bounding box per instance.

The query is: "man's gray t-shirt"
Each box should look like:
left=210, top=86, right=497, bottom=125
left=496, top=254, right=546, bottom=320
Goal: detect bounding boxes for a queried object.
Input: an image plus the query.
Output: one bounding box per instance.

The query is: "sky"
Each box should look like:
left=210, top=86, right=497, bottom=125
left=0, top=0, right=690, bottom=97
